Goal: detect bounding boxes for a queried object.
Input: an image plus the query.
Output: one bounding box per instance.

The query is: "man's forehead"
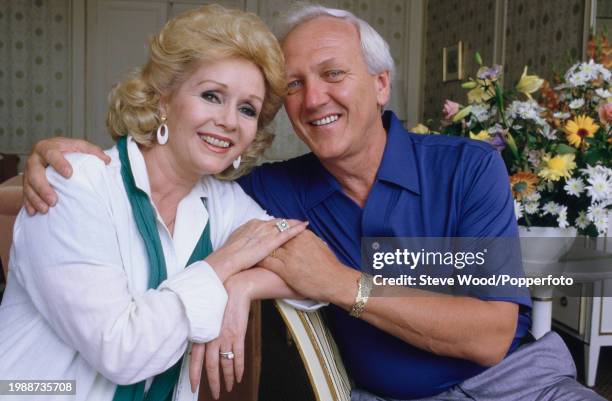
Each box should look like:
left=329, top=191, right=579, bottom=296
left=282, top=16, right=359, bottom=49
left=282, top=16, right=361, bottom=62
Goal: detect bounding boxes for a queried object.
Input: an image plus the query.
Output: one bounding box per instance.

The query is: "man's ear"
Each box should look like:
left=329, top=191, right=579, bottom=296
left=375, top=70, right=391, bottom=108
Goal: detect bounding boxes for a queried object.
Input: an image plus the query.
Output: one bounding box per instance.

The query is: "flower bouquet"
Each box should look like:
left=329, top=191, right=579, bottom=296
left=420, top=38, right=612, bottom=236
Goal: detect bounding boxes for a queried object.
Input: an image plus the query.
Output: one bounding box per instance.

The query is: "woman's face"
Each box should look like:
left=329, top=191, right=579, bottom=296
left=161, top=56, right=265, bottom=177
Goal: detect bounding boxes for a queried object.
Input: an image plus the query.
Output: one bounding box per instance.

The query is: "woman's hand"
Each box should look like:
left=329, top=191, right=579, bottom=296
left=206, top=218, right=308, bottom=282
left=23, top=137, right=110, bottom=215
left=189, top=276, right=252, bottom=398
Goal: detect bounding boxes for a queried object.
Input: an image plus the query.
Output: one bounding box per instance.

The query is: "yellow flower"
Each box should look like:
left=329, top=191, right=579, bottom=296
left=538, top=154, right=576, bottom=182
left=469, top=130, right=490, bottom=141
left=509, top=172, right=539, bottom=200
left=565, top=114, right=600, bottom=148
left=411, top=123, right=430, bottom=134
left=515, top=67, right=543, bottom=99
left=467, top=81, right=494, bottom=103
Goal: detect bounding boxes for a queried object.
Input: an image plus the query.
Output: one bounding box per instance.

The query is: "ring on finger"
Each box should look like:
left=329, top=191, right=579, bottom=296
left=275, top=219, right=290, bottom=233
left=219, top=351, right=235, bottom=360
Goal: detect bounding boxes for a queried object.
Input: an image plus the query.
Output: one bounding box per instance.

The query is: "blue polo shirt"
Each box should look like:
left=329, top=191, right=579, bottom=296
left=238, top=111, right=532, bottom=399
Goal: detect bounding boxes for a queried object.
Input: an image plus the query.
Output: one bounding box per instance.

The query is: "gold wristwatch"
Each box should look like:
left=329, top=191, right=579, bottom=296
left=349, top=273, right=373, bottom=318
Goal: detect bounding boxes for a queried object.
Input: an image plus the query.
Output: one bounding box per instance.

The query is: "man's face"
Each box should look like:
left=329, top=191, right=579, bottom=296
left=282, top=17, right=390, bottom=162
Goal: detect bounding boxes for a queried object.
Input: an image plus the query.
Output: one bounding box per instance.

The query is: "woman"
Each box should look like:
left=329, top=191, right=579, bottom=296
left=0, top=5, right=307, bottom=401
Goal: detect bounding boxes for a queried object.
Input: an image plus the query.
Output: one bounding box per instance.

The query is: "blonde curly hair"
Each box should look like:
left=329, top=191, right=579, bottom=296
left=106, top=4, right=286, bottom=179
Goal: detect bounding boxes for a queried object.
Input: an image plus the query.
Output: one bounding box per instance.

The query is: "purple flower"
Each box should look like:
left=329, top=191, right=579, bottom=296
left=489, top=132, right=506, bottom=151
left=477, top=64, right=503, bottom=81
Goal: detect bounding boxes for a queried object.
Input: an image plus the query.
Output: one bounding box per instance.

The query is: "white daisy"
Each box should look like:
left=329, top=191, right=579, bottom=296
left=587, top=203, right=607, bottom=221
left=539, top=124, right=558, bottom=140
left=594, top=218, right=609, bottom=235
left=581, top=165, right=612, bottom=178
left=542, top=201, right=561, bottom=216
left=514, top=200, right=524, bottom=221
left=575, top=211, right=589, bottom=229
left=553, top=111, right=571, bottom=120
left=524, top=202, right=539, bottom=215
left=470, top=104, right=490, bottom=123
left=564, top=178, right=585, bottom=197
left=567, top=72, right=588, bottom=88
left=524, top=191, right=541, bottom=203
left=507, top=100, right=547, bottom=127
left=595, top=88, right=612, bottom=99
left=557, top=206, right=569, bottom=229
left=569, top=98, right=585, bottom=109
left=585, top=173, right=612, bottom=203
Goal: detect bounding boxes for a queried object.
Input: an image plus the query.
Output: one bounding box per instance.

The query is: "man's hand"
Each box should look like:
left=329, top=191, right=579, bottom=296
left=260, top=230, right=357, bottom=305
left=206, top=219, right=308, bottom=283
left=23, top=137, right=110, bottom=215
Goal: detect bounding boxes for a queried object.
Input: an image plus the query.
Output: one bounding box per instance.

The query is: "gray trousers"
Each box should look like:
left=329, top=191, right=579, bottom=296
left=351, top=331, right=606, bottom=401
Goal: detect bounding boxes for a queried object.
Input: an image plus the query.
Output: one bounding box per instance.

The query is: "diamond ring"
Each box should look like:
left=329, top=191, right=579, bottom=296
left=219, top=351, right=235, bottom=360
left=275, top=219, right=290, bottom=233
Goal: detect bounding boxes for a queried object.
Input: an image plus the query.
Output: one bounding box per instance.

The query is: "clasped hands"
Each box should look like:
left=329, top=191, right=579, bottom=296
left=189, top=229, right=348, bottom=399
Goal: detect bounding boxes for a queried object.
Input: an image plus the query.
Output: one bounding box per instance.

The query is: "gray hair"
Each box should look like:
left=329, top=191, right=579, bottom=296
left=277, top=3, right=396, bottom=83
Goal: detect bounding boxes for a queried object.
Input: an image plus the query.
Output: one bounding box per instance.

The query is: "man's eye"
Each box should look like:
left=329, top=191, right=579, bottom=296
left=201, top=91, right=220, bottom=103
left=287, top=80, right=302, bottom=90
left=239, top=105, right=257, bottom=118
left=326, top=70, right=345, bottom=81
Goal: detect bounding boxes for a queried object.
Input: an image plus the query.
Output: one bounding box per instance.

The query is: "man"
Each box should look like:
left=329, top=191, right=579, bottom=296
left=18, top=5, right=604, bottom=401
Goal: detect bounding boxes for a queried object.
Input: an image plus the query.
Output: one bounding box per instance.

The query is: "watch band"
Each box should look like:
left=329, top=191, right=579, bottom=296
left=349, top=273, right=373, bottom=318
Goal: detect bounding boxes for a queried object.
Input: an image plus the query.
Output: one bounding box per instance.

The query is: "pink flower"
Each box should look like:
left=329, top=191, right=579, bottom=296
left=598, top=103, right=612, bottom=124
left=442, top=100, right=460, bottom=120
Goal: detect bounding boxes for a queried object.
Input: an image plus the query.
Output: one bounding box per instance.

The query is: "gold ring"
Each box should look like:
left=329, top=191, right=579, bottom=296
left=271, top=249, right=277, bottom=258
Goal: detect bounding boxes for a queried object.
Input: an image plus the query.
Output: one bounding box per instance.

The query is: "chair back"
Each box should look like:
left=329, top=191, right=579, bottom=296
left=274, top=300, right=351, bottom=401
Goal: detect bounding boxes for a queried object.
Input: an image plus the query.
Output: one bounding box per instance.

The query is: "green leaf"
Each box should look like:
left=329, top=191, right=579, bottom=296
left=555, top=144, right=577, bottom=154
left=584, top=149, right=604, bottom=165
left=475, top=52, right=483, bottom=66
left=505, top=132, right=520, bottom=160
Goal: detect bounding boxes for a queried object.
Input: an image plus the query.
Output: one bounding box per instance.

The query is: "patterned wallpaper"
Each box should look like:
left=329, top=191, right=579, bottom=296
left=422, top=0, right=498, bottom=125
left=0, top=0, right=70, bottom=154
left=504, top=0, right=584, bottom=88
left=422, top=0, right=586, bottom=127
left=596, top=0, right=612, bottom=36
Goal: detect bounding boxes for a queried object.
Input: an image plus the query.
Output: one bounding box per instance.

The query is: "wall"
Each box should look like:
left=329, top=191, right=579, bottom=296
left=0, top=0, right=423, bottom=166
left=422, top=0, right=498, bottom=125
left=0, top=0, right=71, bottom=160
left=422, top=0, right=587, bottom=127
left=504, top=0, right=585, bottom=86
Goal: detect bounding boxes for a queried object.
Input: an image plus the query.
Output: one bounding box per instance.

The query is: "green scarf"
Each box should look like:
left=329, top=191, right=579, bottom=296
left=113, top=136, right=213, bottom=401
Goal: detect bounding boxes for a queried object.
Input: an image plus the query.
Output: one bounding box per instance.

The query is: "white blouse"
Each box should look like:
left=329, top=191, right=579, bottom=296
left=0, top=137, right=276, bottom=400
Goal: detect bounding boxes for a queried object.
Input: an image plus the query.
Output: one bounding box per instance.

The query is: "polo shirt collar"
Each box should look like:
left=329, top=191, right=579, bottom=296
left=376, top=111, right=421, bottom=195
left=303, top=111, right=421, bottom=209
left=305, top=153, right=342, bottom=209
